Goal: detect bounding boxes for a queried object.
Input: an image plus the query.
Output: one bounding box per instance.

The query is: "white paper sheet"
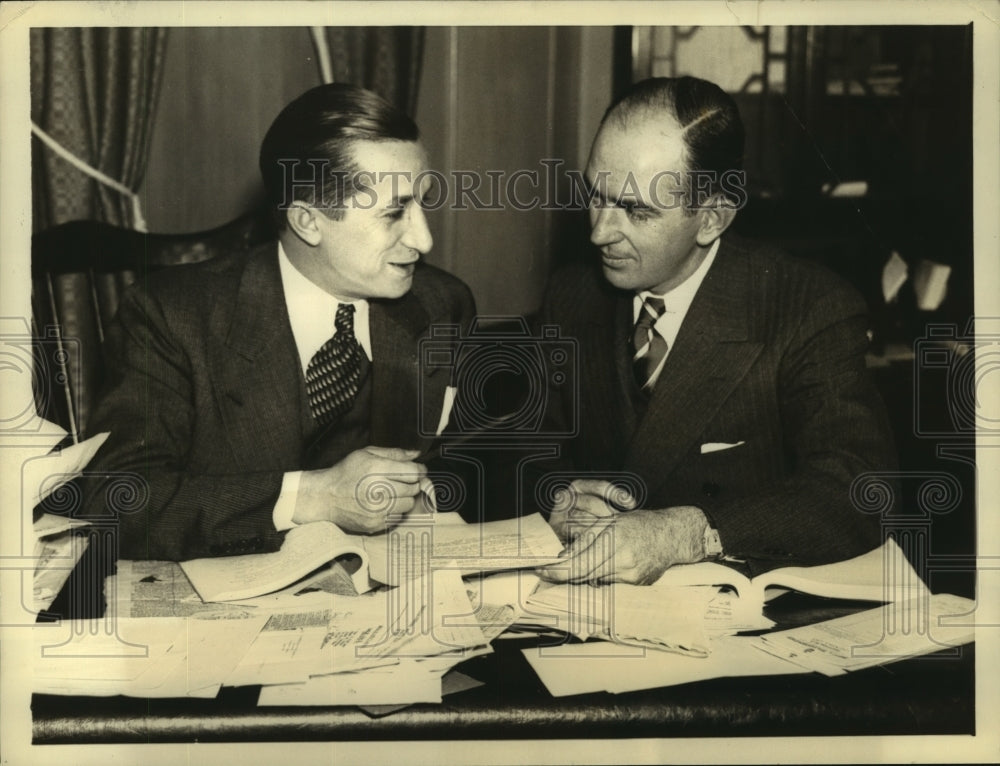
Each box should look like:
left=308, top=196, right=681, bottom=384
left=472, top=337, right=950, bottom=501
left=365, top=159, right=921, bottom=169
left=522, top=634, right=805, bottom=697
left=752, top=592, right=975, bottom=676
left=180, top=520, right=371, bottom=602
left=33, top=614, right=269, bottom=698
left=108, top=560, right=259, bottom=620
left=365, top=513, right=563, bottom=585
left=22, top=431, right=109, bottom=509
left=257, top=661, right=444, bottom=706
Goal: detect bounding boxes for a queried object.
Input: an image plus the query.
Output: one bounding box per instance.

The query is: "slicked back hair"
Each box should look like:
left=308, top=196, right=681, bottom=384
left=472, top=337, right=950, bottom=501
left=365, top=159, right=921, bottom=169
left=602, top=76, right=745, bottom=210
left=259, top=83, right=420, bottom=227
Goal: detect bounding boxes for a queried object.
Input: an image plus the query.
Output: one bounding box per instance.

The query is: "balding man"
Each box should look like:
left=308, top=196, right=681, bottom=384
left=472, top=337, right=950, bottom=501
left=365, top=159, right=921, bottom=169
left=538, top=76, right=895, bottom=584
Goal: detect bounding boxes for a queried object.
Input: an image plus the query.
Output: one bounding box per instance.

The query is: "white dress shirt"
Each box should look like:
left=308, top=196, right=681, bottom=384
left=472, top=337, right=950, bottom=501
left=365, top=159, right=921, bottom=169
left=632, top=238, right=720, bottom=390
left=272, top=242, right=372, bottom=530
left=277, top=242, right=373, bottom=368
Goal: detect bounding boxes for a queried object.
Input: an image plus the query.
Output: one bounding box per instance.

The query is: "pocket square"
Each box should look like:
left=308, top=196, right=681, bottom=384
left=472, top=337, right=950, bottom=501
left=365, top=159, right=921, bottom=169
left=700, top=441, right=746, bottom=454
left=435, top=385, right=458, bottom=437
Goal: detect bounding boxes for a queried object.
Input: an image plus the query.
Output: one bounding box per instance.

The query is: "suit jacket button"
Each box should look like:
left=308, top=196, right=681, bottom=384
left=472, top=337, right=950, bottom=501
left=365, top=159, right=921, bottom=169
left=702, top=482, right=720, bottom=497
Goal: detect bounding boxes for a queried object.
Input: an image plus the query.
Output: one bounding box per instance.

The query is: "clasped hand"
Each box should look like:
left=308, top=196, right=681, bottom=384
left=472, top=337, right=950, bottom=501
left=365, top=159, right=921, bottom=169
left=540, top=479, right=707, bottom=585
left=293, top=446, right=432, bottom=533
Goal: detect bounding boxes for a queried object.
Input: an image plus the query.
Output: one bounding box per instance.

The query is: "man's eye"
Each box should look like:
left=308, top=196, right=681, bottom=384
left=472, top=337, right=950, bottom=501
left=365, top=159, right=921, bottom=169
left=385, top=206, right=406, bottom=221
left=622, top=202, right=650, bottom=221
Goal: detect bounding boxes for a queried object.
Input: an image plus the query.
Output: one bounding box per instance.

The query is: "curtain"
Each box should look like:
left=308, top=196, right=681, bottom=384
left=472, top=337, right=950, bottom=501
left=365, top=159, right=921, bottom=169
left=324, top=27, right=424, bottom=115
left=30, top=28, right=169, bottom=232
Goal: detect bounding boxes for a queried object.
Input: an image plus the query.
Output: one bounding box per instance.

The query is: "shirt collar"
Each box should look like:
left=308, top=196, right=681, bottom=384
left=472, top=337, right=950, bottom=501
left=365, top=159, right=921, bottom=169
left=635, top=237, right=721, bottom=318
left=277, top=241, right=372, bottom=370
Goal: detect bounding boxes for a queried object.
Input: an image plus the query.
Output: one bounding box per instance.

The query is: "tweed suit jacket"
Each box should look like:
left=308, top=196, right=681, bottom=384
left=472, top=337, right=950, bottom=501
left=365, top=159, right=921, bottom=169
left=84, top=242, right=475, bottom=561
left=540, top=236, right=894, bottom=573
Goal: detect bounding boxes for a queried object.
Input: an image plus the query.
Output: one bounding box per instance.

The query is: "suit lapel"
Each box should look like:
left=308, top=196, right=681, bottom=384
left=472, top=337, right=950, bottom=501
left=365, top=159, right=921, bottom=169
left=368, top=291, right=434, bottom=450
left=625, top=242, right=764, bottom=494
left=600, top=291, right=640, bottom=449
left=211, top=244, right=306, bottom=470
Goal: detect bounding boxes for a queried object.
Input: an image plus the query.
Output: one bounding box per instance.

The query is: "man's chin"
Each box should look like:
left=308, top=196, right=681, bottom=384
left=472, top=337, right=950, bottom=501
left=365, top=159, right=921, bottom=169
left=375, top=276, right=414, bottom=300
left=601, top=264, right=639, bottom=292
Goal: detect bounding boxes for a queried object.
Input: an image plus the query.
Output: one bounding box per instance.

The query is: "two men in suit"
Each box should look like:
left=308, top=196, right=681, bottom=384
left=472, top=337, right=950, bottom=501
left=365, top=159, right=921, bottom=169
left=538, top=76, right=895, bottom=584
left=85, top=84, right=474, bottom=560
left=89, top=75, right=893, bottom=579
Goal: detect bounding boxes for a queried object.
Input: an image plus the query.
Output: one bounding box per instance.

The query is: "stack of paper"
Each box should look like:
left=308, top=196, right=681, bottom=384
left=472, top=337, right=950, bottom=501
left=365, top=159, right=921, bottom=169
left=651, top=538, right=927, bottom=610
left=520, top=537, right=921, bottom=655
left=523, top=580, right=739, bottom=655
left=32, top=515, right=91, bottom=614
left=23, top=427, right=109, bottom=616
left=750, top=592, right=976, bottom=675
left=180, top=521, right=373, bottom=602
left=255, top=568, right=493, bottom=706
left=33, top=614, right=269, bottom=698
left=107, top=560, right=261, bottom=620
left=36, top=555, right=508, bottom=706
left=34, top=514, right=969, bottom=709
left=364, top=513, right=564, bottom=586
left=522, top=593, right=978, bottom=698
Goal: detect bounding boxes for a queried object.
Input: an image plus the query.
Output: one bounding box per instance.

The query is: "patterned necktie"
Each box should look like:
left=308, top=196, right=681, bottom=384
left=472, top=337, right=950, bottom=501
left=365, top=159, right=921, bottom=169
left=305, top=303, right=363, bottom=425
left=632, top=296, right=668, bottom=393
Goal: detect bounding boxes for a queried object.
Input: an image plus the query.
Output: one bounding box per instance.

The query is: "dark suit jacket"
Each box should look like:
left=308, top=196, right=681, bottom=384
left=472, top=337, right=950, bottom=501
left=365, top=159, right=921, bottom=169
left=539, top=236, right=894, bottom=573
left=84, top=243, right=475, bottom=561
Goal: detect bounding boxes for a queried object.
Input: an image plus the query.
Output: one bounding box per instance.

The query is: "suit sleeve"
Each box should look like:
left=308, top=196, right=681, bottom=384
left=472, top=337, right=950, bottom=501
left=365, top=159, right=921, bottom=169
left=82, top=286, right=286, bottom=561
left=699, top=285, right=893, bottom=573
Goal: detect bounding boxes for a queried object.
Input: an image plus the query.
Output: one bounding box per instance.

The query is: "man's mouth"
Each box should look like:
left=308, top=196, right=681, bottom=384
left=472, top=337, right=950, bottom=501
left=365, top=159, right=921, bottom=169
left=601, top=250, right=631, bottom=264
left=389, top=260, right=418, bottom=275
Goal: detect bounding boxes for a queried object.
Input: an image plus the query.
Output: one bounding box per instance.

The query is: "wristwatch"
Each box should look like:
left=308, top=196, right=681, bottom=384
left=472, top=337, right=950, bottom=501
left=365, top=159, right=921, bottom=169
left=703, top=525, right=723, bottom=560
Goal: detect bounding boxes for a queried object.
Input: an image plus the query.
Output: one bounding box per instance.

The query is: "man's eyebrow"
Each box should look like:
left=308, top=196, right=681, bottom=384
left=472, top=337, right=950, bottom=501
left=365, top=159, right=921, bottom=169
left=585, top=175, right=652, bottom=209
left=386, top=192, right=414, bottom=209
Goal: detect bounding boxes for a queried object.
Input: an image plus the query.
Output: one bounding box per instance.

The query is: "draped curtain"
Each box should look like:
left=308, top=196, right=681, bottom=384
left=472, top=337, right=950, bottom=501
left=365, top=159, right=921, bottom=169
left=30, top=28, right=169, bottom=232
left=324, top=27, right=424, bottom=115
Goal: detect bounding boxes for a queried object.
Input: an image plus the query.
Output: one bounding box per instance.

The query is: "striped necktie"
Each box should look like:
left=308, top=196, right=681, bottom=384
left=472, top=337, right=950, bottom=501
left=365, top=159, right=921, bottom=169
left=632, top=296, right=668, bottom=393
left=305, top=303, right=363, bottom=425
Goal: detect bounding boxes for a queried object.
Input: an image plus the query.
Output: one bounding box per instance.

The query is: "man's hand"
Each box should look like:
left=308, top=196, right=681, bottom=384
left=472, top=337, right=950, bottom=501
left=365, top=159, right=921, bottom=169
left=293, top=446, right=428, bottom=533
left=540, top=505, right=709, bottom=585
left=547, top=478, right=637, bottom=542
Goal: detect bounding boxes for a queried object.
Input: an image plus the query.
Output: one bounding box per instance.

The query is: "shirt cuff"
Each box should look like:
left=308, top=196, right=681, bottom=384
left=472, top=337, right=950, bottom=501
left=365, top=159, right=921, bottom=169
left=272, top=471, right=302, bottom=531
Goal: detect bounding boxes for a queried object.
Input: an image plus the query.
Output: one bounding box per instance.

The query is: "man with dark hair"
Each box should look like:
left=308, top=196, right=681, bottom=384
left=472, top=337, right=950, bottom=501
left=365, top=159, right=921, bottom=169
left=85, top=83, right=475, bottom=561
left=539, top=76, right=895, bottom=584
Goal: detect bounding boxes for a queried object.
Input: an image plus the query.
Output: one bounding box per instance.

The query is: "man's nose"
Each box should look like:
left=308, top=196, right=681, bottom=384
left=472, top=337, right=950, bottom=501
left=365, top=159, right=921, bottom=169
left=589, top=206, right=622, bottom=247
left=402, top=204, right=433, bottom=254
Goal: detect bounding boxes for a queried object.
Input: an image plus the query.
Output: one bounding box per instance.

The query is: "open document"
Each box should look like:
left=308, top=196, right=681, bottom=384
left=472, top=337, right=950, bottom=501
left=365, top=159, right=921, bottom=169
left=180, top=520, right=373, bottom=602
left=651, top=537, right=926, bottom=611
left=364, top=512, right=563, bottom=585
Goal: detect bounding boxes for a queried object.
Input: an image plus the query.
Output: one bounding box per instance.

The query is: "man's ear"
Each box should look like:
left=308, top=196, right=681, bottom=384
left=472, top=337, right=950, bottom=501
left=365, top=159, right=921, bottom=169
left=285, top=202, right=322, bottom=246
left=695, top=196, right=738, bottom=247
